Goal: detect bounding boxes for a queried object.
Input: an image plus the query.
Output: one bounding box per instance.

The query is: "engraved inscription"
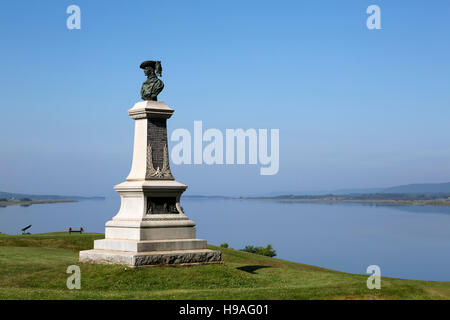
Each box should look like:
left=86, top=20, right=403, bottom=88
left=145, top=119, right=174, bottom=180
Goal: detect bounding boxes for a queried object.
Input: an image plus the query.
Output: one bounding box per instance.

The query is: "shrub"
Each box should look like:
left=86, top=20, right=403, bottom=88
left=220, top=243, right=229, bottom=248
left=241, top=244, right=276, bottom=257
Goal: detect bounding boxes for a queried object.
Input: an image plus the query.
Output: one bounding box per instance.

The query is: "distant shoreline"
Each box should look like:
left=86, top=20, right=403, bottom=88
left=236, top=198, right=450, bottom=206
left=0, top=200, right=77, bottom=207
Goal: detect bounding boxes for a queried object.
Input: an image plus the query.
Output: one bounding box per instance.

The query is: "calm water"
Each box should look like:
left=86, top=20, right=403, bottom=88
left=1, top=198, right=450, bottom=281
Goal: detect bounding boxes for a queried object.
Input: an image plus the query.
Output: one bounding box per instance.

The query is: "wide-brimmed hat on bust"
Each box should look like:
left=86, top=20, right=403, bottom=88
left=140, top=60, right=160, bottom=69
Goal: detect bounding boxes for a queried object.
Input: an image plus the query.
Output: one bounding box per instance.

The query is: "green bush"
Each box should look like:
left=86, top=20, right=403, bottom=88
left=220, top=243, right=229, bottom=248
left=241, top=244, right=276, bottom=257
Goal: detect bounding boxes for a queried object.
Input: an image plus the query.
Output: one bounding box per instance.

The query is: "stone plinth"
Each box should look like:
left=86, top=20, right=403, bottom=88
left=80, top=101, right=222, bottom=267
left=80, top=249, right=222, bottom=267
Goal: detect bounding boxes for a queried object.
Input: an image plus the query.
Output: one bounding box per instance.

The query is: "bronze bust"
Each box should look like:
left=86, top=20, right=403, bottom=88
left=140, top=60, right=164, bottom=101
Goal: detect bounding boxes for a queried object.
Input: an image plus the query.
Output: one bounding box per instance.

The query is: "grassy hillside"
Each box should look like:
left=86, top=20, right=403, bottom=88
left=0, top=233, right=449, bottom=299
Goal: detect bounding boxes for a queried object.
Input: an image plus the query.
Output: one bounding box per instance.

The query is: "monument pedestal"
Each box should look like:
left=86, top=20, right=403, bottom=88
left=80, top=101, right=222, bottom=267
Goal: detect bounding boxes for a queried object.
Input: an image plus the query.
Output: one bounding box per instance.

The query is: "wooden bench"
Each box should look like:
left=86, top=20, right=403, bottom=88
left=67, top=227, right=84, bottom=234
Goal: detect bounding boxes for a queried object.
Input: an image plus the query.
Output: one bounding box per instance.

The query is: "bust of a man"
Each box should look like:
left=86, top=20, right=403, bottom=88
left=140, top=60, right=164, bottom=101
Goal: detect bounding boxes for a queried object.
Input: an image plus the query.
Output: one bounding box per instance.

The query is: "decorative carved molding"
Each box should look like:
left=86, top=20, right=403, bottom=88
left=142, top=217, right=188, bottom=221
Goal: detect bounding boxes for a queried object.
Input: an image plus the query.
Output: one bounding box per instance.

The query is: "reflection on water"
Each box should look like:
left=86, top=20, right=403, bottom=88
left=0, top=197, right=449, bottom=281
left=384, top=204, right=450, bottom=215
left=267, top=199, right=450, bottom=215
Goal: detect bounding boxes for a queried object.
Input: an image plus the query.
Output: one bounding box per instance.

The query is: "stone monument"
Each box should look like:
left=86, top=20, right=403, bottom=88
left=80, top=61, right=222, bottom=266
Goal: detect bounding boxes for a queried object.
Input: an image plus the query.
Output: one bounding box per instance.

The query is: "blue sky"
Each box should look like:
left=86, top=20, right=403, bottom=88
left=1, top=0, right=450, bottom=196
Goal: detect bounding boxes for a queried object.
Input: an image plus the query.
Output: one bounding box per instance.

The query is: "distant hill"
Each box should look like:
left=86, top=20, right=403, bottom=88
left=317, top=182, right=450, bottom=195
left=317, top=187, right=384, bottom=195
left=261, top=182, right=450, bottom=198
left=182, top=195, right=230, bottom=199
left=0, top=191, right=105, bottom=201
left=380, top=182, right=450, bottom=194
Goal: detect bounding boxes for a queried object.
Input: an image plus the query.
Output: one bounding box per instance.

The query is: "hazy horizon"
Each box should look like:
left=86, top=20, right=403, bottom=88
left=4, top=180, right=450, bottom=198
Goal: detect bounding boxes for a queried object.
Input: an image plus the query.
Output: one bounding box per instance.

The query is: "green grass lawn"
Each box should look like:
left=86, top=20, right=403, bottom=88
left=0, top=232, right=449, bottom=299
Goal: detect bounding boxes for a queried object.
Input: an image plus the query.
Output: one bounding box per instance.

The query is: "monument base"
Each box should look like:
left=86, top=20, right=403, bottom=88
left=80, top=248, right=222, bottom=267
left=79, top=100, right=222, bottom=267
left=80, top=236, right=222, bottom=267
